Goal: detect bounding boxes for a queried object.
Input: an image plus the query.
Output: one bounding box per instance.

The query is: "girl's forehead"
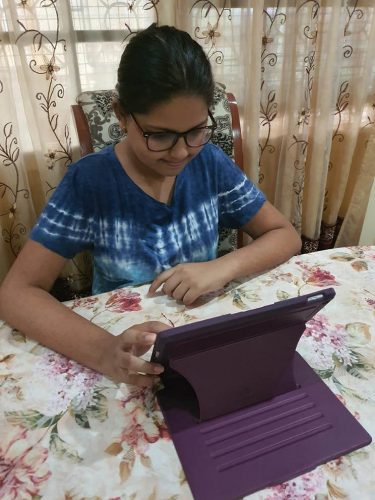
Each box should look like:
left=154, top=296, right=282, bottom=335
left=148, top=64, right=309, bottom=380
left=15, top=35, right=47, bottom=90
left=141, top=95, right=208, bottom=130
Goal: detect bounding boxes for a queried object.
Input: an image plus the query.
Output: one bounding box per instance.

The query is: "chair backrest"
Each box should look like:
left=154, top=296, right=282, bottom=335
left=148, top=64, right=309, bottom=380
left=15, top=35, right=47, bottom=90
left=71, top=83, right=244, bottom=251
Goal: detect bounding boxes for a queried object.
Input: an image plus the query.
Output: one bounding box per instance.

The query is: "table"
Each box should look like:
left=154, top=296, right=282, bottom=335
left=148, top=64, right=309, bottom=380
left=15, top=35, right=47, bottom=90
left=1, top=247, right=375, bottom=499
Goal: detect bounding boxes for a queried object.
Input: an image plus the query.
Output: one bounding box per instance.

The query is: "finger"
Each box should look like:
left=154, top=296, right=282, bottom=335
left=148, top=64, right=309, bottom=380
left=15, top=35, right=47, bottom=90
left=162, top=273, right=184, bottom=296
left=148, top=268, right=175, bottom=295
left=182, top=288, right=201, bottom=306
left=135, top=321, right=172, bottom=334
left=120, top=321, right=171, bottom=347
left=132, top=321, right=173, bottom=357
left=171, top=282, right=190, bottom=301
left=118, top=351, right=164, bottom=375
left=125, top=373, right=160, bottom=388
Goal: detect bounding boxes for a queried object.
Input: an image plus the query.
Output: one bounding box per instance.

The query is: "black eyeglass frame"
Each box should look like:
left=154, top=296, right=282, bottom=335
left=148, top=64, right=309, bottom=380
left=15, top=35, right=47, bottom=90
left=129, top=109, right=217, bottom=152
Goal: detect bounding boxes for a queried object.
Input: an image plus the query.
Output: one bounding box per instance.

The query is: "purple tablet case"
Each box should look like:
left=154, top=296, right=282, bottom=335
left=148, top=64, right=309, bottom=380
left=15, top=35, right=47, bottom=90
left=152, top=288, right=372, bottom=500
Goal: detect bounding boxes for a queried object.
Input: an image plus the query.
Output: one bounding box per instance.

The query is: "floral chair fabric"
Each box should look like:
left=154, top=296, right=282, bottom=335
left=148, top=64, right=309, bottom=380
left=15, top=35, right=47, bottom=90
left=75, top=83, right=239, bottom=257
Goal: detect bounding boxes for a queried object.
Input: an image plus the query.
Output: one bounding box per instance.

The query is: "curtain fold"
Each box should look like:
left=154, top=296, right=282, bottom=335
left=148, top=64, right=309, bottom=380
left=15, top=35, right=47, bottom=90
left=0, top=0, right=86, bottom=290
left=0, top=0, right=374, bottom=290
left=173, top=0, right=375, bottom=252
left=301, top=3, right=343, bottom=241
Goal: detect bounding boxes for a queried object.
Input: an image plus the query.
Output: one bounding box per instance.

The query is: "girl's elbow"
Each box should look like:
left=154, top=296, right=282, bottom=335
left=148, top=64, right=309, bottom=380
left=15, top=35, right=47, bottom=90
left=289, top=228, right=302, bottom=255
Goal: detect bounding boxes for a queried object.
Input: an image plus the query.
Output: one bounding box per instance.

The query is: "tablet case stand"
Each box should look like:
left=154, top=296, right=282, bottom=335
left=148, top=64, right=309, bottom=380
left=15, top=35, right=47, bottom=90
left=166, top=321, right=301, bottom=421
left=153, top=289, right=372, bottom=500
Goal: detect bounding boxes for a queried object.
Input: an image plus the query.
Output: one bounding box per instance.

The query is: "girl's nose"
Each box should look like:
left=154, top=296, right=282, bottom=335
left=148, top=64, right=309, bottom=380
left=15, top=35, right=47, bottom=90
left=169, top=136, right=190, bottom=160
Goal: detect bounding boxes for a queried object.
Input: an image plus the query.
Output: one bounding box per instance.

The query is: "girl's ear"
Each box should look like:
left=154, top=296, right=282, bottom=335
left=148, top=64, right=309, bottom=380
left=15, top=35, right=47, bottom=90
left=112, top=99, right=127, bottom=132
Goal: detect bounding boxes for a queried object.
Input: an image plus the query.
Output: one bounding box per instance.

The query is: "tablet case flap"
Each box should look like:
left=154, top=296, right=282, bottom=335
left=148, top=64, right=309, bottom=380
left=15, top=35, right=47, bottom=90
left=157, top=353, right=372, bottom=500
left=154, top=289, right=372, bottom=498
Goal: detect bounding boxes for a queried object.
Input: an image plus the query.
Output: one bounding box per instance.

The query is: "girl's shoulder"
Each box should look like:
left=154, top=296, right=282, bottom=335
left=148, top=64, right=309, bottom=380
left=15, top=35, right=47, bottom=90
left=196, top=142, right=228, bottom=161
left=190, top=143, right=243, bottom=180
left=64, top=145, right=122, bottom=189
left=71, top=145, right=118, bottom=174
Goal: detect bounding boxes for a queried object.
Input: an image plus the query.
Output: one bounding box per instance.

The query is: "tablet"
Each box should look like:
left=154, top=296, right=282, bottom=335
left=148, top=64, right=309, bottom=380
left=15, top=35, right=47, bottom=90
left=152, top=287, right=336, bottom=368
left=152, top=287, right=372, bottom=500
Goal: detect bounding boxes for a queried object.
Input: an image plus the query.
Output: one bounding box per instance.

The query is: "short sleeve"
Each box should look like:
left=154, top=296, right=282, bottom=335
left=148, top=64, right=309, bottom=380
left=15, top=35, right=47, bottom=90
left=216, top=150, right=266, bottom=229
left=30, top=164, right=95, bottom=258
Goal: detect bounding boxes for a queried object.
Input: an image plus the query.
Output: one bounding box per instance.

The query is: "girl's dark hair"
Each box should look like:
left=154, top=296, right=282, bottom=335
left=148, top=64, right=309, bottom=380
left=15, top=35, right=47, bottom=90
left=117, top=24, right=214, bottom=114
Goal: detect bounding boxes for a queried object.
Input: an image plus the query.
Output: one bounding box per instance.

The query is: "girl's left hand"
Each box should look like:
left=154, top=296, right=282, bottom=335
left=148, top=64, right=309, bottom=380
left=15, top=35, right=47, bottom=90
left=148, top=261, right=232, bottom=306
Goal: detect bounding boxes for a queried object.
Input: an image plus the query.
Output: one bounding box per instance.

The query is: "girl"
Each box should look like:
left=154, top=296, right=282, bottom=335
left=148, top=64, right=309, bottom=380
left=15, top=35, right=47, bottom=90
left=0, top=25, right=301, bottom=386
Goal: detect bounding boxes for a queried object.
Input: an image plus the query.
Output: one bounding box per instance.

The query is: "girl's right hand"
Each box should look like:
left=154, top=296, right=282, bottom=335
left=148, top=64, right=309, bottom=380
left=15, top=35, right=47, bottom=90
left=99, top=321, right=169, bottom=386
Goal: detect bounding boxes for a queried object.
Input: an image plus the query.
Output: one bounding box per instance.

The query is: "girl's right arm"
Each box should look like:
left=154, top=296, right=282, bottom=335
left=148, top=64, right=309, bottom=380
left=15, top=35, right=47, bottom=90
left=0, top=240, right=165, bottom=386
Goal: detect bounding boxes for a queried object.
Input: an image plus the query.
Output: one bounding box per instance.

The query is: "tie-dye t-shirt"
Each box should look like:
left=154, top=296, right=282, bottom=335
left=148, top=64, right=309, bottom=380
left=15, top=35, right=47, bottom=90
left=30, top=143, right=266, bottom=294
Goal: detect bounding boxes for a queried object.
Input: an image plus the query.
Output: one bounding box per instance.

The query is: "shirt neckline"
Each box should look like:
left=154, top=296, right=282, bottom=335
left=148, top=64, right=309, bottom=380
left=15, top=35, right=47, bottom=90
left=109, top=144, right=188, bottom=209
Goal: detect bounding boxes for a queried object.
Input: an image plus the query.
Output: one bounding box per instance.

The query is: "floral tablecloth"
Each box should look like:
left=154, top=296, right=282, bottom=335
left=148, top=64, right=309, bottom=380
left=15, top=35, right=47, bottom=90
left=1, top=246, right=375, bottom=500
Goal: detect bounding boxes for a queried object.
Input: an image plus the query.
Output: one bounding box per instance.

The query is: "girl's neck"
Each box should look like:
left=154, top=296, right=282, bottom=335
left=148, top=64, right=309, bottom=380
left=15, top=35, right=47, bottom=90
left=114, top=141, right=176, bottom=205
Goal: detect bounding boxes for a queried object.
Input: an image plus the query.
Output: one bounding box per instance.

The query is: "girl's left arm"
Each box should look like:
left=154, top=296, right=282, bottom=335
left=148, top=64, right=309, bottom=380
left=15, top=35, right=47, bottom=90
left=219, top=200, right=302, bottom=281
left=148, top=201, right=301, bottom=305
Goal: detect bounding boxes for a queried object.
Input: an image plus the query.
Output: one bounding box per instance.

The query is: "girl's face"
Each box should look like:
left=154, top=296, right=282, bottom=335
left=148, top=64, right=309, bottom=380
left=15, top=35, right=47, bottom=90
left=120, top=95, right=210, bottom=179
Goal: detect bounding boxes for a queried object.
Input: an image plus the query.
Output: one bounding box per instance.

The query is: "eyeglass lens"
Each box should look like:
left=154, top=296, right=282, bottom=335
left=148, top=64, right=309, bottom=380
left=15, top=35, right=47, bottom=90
left=147, top=127, right=213, bottom=152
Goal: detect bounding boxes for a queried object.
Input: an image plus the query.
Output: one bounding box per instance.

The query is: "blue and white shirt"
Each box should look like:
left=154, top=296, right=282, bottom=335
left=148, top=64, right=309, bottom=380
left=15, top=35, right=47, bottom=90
left=30, top=143, right=266, bottom=294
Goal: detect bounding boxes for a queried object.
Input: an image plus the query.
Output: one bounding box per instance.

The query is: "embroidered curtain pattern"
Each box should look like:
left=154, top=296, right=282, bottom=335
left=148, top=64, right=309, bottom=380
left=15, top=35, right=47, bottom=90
left=179, top=0, right=375, bottom=252
left=0, top=0, right=374, bottom=290
left=0, top=0, right=158, bottom=292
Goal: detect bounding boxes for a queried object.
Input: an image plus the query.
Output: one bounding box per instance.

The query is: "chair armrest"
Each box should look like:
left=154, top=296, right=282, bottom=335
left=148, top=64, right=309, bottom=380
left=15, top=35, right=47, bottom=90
left=226, top=92, right=243, bottom=172
left=71, top=104, right=94, bottom=157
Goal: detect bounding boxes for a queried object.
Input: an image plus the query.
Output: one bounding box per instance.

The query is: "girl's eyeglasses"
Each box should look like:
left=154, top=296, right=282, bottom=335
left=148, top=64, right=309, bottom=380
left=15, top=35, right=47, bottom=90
left=129, top=110, right=217, bottom=152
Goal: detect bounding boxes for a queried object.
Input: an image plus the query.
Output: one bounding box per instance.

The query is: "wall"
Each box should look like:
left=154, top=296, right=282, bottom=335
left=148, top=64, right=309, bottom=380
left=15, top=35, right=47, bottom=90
left=359, top=177, right=375, bottom=245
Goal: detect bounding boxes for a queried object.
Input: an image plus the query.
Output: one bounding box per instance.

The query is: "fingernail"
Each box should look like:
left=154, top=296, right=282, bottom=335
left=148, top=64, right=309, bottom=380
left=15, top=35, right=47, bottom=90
left=153, top=365, right=164, bottom=374
left=144, top=333, right=156, bottom=343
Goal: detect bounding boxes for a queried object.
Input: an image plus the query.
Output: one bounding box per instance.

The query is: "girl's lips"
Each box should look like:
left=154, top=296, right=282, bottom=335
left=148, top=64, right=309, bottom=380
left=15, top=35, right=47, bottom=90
left=163, top=160, right=187, bottom=168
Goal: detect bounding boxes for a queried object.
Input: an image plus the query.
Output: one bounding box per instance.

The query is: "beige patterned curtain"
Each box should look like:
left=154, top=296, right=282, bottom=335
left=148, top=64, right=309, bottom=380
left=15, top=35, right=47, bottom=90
left=1, top=1, right=374, bottom=290
left=176, top=0, right=375, bottom=252
left=0, top=0, right=158, bottom=292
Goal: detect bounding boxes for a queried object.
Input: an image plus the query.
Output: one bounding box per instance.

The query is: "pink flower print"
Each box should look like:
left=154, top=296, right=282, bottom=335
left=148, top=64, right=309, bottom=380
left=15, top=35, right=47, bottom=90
left=324, top=456, right=346, bottom=476
left=36, top=352, right=102, bottom=414
left=295, top=261, right=339, bottom=289
left=120, top=388, right=169, bottom=439
left=105, top=289, right=142, bottom=313
left=302, top=314, right=353, bottom=370
left=277, top=272, right=294, bottom=282
left=306, top=268, right=338, bottom=287
left=72, top=295, right=99, bottom=310
left=303, top=315, right=328, bottom=341
left=120, top=408, right=168, bottom=455
left=336, top=394, right=347, bottom=406
left=0, top=429, right=51, bottom=499
left=335, top=394, right=360, bottom=420
left=266, top=469, right=325, bottom=499
left=41, top=352, right=83, bottom=379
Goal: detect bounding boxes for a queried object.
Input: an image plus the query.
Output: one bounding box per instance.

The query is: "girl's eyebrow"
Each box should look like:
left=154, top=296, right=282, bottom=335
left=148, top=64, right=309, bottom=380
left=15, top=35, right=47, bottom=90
left=143, top=117, right=209, bottom=133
